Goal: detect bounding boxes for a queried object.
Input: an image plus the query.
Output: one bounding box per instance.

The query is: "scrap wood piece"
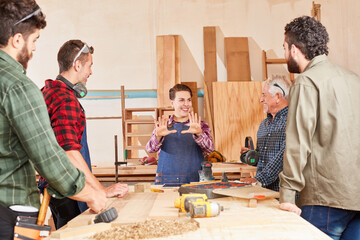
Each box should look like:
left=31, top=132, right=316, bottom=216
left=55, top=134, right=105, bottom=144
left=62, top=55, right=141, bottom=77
left=90, top=219, right=199, bottom=240
left=213, top=185, right=279, bottom=208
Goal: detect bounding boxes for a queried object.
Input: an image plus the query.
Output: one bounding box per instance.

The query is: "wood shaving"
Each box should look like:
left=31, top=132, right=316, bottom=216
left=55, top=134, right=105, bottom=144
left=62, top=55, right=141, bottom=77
left=90, top=219, right=199, bottom=240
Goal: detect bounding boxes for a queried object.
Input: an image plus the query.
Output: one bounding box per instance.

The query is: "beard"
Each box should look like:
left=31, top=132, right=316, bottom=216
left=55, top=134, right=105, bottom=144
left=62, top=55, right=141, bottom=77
left=287, top=54, right=300, bottom=74
left=17, top=44, right=32, bottom=69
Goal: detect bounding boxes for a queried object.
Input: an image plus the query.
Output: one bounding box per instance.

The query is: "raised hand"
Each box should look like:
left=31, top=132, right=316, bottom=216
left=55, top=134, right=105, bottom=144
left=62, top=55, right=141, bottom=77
left=155, top=115, right=176, bottom=139
left=181, top=112, right=202, bottom=136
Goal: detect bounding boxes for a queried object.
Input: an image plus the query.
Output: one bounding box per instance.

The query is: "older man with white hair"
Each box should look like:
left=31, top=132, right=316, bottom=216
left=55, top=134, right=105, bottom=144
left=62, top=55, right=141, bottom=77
left=241, top=75, right=292, bottom=192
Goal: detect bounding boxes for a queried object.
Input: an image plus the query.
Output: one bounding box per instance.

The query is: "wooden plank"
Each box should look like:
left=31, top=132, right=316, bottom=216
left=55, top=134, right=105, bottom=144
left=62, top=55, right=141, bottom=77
left=213, top=186, right=279, bottom=200
left=203, top=27, right=217, bottom=137
left=181, top=82, right=198, bottom=114
left=225, top=37, right=251, bottom=81
left=156, top=35, right=180, bottom=108
left=148, top=190, right=180, bottom=219
left=213, top=82, right=265, bottom=161
left=51, top=223, right=111, bottom=239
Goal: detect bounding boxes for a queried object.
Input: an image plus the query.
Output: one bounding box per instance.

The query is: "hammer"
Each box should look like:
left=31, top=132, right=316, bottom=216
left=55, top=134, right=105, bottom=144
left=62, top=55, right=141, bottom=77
left=37, top=188, right=50, bottom=226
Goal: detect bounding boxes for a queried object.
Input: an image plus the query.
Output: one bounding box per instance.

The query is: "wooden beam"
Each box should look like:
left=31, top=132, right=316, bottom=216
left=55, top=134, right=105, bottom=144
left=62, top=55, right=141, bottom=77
left=225, top=37, right=251, bottom=81
left=156, top=35, right=181, bottom=108
left=203, top=26, right=217, bottom=138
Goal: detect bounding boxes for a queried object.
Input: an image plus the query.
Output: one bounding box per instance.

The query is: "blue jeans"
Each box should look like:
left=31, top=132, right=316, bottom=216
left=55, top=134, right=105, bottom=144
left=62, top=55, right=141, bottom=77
left=301, top=205, right=360, bottom=240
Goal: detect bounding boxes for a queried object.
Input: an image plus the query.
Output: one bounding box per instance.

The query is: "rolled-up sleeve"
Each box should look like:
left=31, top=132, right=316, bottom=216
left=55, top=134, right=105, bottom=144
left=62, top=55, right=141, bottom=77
left=6, top=82, right=85, bottom=198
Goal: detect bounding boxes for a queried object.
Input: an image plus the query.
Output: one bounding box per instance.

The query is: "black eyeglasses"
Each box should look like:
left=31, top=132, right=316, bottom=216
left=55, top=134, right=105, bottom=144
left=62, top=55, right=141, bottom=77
left=273, top=83, right=285, bottom=96
left=13, top=8, right=41, bottom=27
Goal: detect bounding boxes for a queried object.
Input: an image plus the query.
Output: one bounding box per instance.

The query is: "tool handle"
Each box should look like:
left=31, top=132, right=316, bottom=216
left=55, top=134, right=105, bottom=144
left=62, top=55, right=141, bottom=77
left=37, top=188, right=50, bottom=226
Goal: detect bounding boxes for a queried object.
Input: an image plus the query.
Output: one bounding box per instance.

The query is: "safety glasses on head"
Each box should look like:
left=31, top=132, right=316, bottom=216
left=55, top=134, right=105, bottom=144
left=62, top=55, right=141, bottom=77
left=72, top=44, right=90, bottom=66
left=273, top=83, right=285, bottom=96
left=13, top=8, right=41, bottom=26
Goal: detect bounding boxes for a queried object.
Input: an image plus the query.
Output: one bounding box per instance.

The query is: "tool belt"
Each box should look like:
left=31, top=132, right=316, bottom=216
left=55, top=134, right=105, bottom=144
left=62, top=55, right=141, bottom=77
left=14, top=216, right=51, bottom=240
left=0, top=203, right=51, bottom=240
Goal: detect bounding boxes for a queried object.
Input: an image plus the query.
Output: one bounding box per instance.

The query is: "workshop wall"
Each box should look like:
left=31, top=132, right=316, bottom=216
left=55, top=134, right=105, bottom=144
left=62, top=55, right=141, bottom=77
left=28, top=0, right=360, bottom=167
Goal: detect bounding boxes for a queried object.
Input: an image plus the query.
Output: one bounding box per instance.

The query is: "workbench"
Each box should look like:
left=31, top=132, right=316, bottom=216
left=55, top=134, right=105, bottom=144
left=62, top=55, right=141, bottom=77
left=93, top=162, right=257, bottom=182
left=50, top=186, right=331, bottom=240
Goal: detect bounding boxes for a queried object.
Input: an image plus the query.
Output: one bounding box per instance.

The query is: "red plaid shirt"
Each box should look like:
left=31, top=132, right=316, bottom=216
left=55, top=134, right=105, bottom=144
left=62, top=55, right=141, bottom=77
left=41, top=79, right=85, bottom=151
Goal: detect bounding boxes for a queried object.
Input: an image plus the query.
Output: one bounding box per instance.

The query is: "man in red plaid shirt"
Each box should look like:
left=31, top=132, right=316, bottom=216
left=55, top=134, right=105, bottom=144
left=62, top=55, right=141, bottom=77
left=39, top=40, right=128, bottom=229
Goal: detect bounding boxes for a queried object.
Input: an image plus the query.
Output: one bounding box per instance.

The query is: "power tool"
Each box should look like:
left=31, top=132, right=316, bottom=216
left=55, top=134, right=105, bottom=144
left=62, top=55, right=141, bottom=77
left=94, top=207, right=118, bottom=223
left=198, top=161, right=215, bottom=182
left=189, top=201, right=224, bottom=218
left=174, top=194, right=208, bottom=213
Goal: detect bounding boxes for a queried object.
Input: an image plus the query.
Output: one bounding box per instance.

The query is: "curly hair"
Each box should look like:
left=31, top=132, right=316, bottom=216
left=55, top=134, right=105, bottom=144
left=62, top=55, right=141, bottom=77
left=284, top=16, right=329, bottom=60
left=0, top=0, right=46, bottom=47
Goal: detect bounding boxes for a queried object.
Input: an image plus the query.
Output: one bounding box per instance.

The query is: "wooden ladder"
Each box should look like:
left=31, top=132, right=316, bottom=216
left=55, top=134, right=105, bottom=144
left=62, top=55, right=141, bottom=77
left=262, top=50, right=295, bottom=82
left=120, top=86, right=156, bottom=165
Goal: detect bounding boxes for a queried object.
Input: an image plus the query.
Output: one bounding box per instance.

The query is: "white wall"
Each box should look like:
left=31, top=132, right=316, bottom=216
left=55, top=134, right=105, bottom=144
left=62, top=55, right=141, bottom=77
left=28, top=0, right=360, bottom=166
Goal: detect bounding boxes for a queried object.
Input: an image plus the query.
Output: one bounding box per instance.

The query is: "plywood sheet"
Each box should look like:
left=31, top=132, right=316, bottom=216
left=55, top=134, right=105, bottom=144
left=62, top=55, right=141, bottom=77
left=225, top=37, right=251, bottom=81
left=181, top=82, right=198, bottom=114
left=213, top=82, right=265, bottom=161
left=157, top=35, right=180, bottom=108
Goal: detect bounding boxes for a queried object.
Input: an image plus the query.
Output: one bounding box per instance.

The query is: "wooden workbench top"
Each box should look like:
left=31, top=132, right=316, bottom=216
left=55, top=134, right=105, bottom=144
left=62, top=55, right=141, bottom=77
left=50, top=187, right=331, bottom=240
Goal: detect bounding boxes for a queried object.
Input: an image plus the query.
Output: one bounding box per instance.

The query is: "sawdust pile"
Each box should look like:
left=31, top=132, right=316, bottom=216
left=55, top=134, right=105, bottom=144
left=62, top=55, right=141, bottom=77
left=90, top=219, right=199, bottom=240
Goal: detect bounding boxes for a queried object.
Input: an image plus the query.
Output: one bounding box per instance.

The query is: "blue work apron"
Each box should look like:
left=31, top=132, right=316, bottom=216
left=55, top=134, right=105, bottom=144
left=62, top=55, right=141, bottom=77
left=155, top=123, right=204, bottom=185
left=77, top=122, right=92, bottom=212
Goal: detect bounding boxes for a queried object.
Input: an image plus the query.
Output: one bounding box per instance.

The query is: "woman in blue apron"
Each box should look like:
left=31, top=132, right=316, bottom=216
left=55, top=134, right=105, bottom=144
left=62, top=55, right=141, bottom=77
left=146, top=84, right=214, bottom=185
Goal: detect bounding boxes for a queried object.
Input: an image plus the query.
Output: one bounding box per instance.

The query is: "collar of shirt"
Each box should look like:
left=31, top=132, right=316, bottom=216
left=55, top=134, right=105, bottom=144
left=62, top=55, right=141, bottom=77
left=304, top=54, right=328, bottom=72
left=168, top=114, right=190, bottom=125
left=44, top=79, right=85, bottom=112
left=265, top=106, right=288, bottom=124
left=0, top=49, right=26, bottom=74
left=45, top=78, right=70, bottom=89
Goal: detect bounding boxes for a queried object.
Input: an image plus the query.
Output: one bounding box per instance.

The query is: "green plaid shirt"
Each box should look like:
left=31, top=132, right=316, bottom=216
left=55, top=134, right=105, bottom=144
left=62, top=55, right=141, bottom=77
left=0, top=50, right=85, bottom=209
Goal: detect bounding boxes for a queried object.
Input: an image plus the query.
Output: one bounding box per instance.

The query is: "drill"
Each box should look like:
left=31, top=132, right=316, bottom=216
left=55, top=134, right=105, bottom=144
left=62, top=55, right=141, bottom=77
left=174, top=194, right=208, bottom=213
left=189, top=201, right=224, bottom=218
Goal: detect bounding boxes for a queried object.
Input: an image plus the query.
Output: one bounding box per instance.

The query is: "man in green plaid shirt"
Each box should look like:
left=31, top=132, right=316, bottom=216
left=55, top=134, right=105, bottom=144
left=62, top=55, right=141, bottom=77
left=0, top=1, right=106, bottom=238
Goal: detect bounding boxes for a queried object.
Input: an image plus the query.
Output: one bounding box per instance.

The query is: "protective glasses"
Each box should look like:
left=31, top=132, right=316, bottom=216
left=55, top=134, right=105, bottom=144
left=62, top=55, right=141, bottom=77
left=13, top=8, right=41, bottom=26
left=72, top=44, right=90, bottom=66
left=273, top=83, right=285, bottom=96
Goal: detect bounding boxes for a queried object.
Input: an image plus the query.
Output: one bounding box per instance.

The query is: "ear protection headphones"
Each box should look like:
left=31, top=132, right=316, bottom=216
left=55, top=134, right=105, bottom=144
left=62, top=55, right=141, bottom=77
left=56, top=75, right=87, bottom=98
left=240, top=136, right=259, bottom=166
